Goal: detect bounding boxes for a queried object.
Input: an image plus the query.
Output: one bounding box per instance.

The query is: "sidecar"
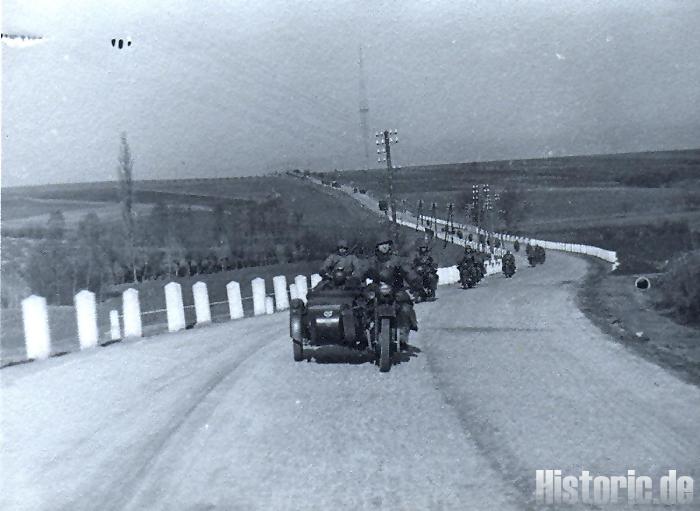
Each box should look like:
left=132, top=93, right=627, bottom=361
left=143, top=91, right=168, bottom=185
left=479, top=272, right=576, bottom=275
left=289, top=285, right=368, bottom=362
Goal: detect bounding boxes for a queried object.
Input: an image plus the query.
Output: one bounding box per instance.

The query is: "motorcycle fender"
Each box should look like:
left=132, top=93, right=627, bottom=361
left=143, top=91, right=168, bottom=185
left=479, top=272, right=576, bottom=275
left=290, top=310, right=304, bottom=341
left=342, top=309, right=356, bottom=343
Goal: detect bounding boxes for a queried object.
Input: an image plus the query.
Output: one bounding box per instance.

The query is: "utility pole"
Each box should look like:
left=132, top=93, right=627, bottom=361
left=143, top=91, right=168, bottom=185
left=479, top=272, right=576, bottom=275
left=482, top=184, right=490, bottom=252
left=443, top=202, right=454, bottom=248
left=471, top=184, right=479, bottom=239
left=417, top=199, right=424, bottom=230
left=376, top=129, right=399, bottom=240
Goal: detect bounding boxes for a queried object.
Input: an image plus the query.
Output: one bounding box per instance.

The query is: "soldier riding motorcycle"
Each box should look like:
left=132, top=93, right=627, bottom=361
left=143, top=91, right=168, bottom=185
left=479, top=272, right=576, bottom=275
left=363, top=239, right=421, bottom=356
left=458, top=247, right=481, bottom=289
left=411, top=239, right=438, bottom=302
left=502, top=250, right=516, bottom=278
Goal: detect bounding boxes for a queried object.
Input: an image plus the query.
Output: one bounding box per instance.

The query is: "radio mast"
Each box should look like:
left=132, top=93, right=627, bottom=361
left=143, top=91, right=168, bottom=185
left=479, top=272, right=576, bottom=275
left=358, top=46, right=371, bottom=170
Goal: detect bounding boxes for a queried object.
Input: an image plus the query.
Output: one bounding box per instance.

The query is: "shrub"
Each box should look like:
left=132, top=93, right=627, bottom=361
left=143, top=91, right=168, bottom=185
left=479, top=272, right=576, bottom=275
left=658, top=250, right=700, bottom=325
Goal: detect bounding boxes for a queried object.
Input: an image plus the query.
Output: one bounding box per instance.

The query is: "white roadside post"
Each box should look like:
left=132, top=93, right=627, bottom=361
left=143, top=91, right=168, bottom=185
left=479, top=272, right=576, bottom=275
left=272, top=275, right=289, bottom=311
left=289, top=283, right=299, bottom=301
left=22, top=295, right=51, bottom=360
left=450, top=266, right=460, bottom=284
left=122, top=288, right=142, bottom=338
left=109, top=310, right=121, bottom=340
left=310, top=273, right=322, bottom=289
left=164, top=282, right=186, bottom=332
left=294, top=275, right=308, bottom=303
left=226, top=281, right=244, bottom=320
left=252, top=278, right=267, bottom=316
left=193, top=281, right=212, bottom=325
left=265, top=296, right=275, bottom=315
left=74, top=290, right=99, bottom=350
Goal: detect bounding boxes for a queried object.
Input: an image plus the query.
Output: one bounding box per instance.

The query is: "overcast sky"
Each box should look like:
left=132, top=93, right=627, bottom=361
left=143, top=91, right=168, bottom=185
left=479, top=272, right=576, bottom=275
left=2, top=0, right=699, bottom=186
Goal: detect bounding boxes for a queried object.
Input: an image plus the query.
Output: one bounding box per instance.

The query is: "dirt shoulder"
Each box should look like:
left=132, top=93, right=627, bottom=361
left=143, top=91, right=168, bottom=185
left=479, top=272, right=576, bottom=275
left=577, top=257, right=700, bottom=386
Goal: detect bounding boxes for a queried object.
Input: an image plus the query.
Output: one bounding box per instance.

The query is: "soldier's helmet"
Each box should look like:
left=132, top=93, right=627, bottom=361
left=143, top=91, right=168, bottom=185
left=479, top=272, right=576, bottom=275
left=376, top=238, right=393, bottom=254
left=332, top=265, right=348, bottom=286
left=416, top=238, right=429, bottom=252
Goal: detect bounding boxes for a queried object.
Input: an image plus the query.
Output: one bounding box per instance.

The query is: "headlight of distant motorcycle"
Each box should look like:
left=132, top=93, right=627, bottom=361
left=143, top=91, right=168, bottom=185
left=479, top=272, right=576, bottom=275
left=379, top=283, right=393, bottom=296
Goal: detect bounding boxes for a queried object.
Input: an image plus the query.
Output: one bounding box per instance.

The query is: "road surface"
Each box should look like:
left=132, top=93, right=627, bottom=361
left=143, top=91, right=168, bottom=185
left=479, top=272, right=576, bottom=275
left=1, top=251, right=698, bottom=510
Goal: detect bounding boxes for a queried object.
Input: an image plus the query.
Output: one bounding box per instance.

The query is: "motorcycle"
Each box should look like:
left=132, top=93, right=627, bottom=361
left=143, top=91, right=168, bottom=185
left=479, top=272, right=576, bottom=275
left=412, top=264, right=438, bottom=302
left=458, top=262, right=481, bottom=289
left=502, top=259, right=516, bottom=278
left=289, top=268, right=403, bottom=372
left=366, top=277, right=403, bottom=372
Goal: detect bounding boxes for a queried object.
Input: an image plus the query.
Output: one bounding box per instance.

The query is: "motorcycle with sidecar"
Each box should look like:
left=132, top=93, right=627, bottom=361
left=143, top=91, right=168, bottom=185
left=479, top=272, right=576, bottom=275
left=289, top=268, right=404, bottom=372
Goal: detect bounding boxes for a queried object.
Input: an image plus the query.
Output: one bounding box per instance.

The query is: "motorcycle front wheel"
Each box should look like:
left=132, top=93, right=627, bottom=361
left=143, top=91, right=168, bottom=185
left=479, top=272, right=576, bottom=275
left=379, top=318, right=392, bottom=372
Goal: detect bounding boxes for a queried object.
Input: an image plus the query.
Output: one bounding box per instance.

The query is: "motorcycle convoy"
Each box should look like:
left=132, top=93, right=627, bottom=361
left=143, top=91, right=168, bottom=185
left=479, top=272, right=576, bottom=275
left=289, top=237, right=528, bottom=372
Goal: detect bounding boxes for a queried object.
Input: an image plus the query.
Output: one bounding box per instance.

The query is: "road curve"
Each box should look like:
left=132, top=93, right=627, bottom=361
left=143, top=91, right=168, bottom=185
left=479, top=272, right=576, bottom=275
left=1, top=252, right=698, bottom=510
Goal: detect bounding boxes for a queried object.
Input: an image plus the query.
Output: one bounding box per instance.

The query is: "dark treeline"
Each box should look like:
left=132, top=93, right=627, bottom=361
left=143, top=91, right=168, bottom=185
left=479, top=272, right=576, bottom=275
left=4, top=197, right=389, bottom=306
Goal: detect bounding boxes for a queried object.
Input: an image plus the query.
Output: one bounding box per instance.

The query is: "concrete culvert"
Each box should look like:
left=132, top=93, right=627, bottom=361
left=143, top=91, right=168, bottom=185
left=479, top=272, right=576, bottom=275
left=635, top=276, right=651, bottom=290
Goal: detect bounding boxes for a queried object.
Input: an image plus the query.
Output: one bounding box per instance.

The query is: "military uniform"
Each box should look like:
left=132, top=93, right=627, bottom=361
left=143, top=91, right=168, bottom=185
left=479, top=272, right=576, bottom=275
left=502, top=251, right=516, bottom=276
left=320, top=252, right=362, bottom=277
left=412, top=252, right=438, bottom=295
left=364, top=247, right=420, bottom=333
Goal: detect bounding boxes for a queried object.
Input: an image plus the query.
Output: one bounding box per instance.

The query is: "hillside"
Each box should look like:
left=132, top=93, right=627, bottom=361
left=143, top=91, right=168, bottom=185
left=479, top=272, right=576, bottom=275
left=330, top=149, right=700, bottom=272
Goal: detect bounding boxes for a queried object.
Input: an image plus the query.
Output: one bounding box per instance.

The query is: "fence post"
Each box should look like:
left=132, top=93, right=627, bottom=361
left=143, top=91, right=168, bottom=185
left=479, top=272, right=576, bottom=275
left=74, top=290, right=98, bottom=350
left=22, top=295, right=51, bottom=360
left=226, top=281, right=244, bottom=320
left=272, top=275, right=289, bottom=311
left=289, top=283, right=299, bottom=301
left=265, top=296, right=275, bottom=315
left=310, top=273, right=322, bottom=289
left=193, top=281, right=212, bottom=324
left=164, top=282, right=186, bottom=332
left=294, top=275, right=308, bottom=303
left=252, top=278, right=266, bottom=316
left=122, top=288, right=142, bottom=338
left=110, top=310, right=121, bottom=340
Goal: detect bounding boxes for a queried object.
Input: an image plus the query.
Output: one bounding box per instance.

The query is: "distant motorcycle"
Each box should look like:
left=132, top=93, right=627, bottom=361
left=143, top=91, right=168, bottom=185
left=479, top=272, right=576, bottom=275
left=412, top=264, right=438, bottom=302
left=526, top=245, right=546, bottom=266
left=502, top=259, right=516, bottom=278
left=458, top=262, right=480, bottom=289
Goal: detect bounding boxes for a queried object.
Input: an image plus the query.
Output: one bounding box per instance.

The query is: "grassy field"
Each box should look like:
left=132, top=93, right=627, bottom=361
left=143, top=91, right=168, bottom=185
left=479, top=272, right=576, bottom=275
left=332, top=149, right=700, bottom=272
left=578, top=260, right=700, bottom=385
left=1, top=174, right=382, bottom=231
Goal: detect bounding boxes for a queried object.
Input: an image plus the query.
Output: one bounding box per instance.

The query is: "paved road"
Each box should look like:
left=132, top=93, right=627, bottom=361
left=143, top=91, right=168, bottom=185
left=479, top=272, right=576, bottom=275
left=2, top=252, right=698, bottom=510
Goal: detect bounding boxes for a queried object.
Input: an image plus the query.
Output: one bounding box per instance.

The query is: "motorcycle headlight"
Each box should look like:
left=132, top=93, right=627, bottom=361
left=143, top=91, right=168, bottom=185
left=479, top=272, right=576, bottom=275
left=379, top=283, right=392, bottom=296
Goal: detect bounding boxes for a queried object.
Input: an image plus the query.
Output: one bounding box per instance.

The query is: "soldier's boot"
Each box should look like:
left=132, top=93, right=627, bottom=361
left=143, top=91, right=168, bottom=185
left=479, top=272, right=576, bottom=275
left=407, top=306, right=418, bottom=332
left=399, top=326, right=410, bottom=350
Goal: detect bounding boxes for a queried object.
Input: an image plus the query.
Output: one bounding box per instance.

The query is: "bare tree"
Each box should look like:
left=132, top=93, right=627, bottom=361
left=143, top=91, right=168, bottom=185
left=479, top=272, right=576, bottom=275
left=117, top=132, right=137, bottom=282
